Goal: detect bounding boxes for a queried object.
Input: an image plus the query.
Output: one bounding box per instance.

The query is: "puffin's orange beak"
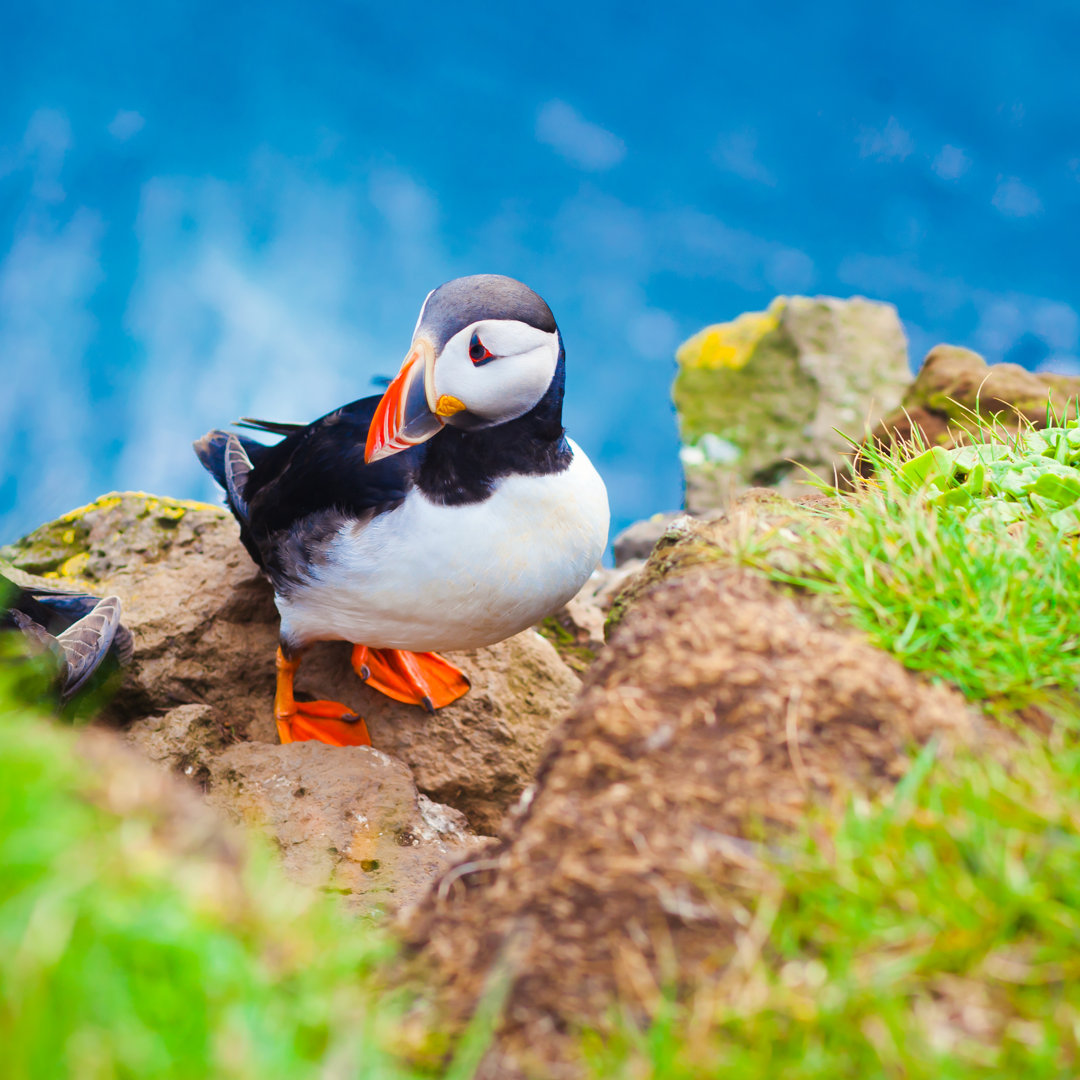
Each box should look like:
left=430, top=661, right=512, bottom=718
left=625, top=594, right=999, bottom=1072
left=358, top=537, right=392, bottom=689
left=365, top=338, right=444, bottom=463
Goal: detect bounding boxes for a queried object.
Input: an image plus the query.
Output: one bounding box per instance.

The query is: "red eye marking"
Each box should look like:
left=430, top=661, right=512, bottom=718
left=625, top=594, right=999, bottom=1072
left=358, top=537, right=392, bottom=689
left=469, top=332, right=495, bottom=365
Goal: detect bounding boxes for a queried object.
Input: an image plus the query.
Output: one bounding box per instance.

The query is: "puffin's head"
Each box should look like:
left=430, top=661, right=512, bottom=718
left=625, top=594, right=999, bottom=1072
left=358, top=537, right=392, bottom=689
left=365, top=274, right=561, bottom=463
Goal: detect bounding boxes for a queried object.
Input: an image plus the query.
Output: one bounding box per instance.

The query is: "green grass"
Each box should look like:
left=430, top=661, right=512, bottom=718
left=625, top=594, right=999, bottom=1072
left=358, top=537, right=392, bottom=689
left=779, top=488, right=1080, bottom=717
left=0, top=644, right=433, bottom=1080
left=588, top=736, right=1080, bottom=1079
left=744, top=424, right=1080, bottom=721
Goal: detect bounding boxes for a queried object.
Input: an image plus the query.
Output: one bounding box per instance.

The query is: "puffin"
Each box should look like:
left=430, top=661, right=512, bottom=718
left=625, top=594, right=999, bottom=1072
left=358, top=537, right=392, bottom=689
left=1, top=573, right=132, bottom=702
left=194, top=274, right=609, bottom=748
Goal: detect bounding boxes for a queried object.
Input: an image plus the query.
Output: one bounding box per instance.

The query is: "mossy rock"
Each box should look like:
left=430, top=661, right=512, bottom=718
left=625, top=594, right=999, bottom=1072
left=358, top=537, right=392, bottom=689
left=860, top=345, right=1080, bottom=473
left=673, top=296, right=909, bottom=512
left=0, top=492, right=225, bottom=581
left=536, top=615, right=599, bottom=674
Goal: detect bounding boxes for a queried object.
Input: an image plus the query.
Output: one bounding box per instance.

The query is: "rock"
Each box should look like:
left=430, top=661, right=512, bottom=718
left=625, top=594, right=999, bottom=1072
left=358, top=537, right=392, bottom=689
left=1, top=492, right=582, bottom=838
left=535, top=594, right=606, bottom=674
left=1, top=492, right=287, bottom=737
left=401, top=566, right=981, bottom=1078
left=124, top=703, right=226, bottom=789
left=611, top=512, right=681, bottom=565
left=673, top=296, right=909, bottom=512
left=205, top=741, right=477, bottom=914
left=334, top=630, right=580, bottom=835
left=537, top=563, right=652, bottom=675
left=859, top=345, right=1080, bottom=473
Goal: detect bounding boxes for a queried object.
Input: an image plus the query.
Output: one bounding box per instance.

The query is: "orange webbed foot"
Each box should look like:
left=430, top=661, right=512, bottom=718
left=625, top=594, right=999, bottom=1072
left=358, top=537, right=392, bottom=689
left=275, top=647, right=371, bottom=747
left=276, top=701, right=372, bottom=747
left=352, top=646, right=470, bottom=712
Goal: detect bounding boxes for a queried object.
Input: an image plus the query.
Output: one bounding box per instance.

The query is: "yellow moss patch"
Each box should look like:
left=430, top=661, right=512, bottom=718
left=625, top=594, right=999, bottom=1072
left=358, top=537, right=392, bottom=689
left=676, top=299, right=785, bottom=371
left=127, top=492, right=222, bottom=517
left=55, top=494, right=125, bottom=524
left=57, top=492, right=221, bottom=523
left=59, top=553, right=91, bottom=578
left=1, top=492, right=228, bottom=578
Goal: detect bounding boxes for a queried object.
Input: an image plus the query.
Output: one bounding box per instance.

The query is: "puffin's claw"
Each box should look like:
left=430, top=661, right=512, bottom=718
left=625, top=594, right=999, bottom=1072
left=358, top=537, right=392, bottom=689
left=352, top=645, right=470, bottom=710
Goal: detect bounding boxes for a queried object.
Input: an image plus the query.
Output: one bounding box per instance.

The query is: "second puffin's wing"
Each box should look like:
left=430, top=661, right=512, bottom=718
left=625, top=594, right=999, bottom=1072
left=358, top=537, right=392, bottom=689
left=3, top=573, right=133, bottom=695
left=54, top=595, right=122, bottom=698
left=8, top=608, right=56, bottom=651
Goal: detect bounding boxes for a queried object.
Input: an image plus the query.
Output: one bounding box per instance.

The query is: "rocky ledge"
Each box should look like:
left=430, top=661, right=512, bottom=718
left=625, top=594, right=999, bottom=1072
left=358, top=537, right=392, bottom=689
left=5, top=325, right=1065, bottom=1076
left=1, top=491, right=597, bottom=911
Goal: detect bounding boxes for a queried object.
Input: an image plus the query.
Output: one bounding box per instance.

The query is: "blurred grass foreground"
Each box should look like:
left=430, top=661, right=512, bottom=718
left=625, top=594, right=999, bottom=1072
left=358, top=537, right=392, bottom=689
left=0, top=644, right=424, bottom=1079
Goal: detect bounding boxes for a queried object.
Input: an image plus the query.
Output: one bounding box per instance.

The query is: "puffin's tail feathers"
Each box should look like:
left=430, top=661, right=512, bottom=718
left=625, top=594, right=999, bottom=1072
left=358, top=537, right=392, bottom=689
left=236, top=416, right=306, bottom=437
left=193, top=429, right=232, bottom=489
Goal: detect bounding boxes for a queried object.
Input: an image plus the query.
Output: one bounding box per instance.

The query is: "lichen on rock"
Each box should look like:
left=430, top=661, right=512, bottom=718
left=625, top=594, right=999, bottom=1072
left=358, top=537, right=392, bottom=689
left=0, top=491, right=221, bottom=579
left=673, top=296, right=910, bottom=512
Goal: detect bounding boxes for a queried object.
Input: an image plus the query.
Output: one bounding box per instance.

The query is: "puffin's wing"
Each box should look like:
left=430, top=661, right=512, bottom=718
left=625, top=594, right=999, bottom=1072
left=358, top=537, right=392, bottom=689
left=27, top=587, right=135, bottom=668
left=193, top=431, right=272, bottom=500
left=7, top=607, right=56, bottom=651
left=242, top=395, right=419, bottom=537
left=2, top=581, right=72, bottom=634
left=2, top=575, right=131, bottom=698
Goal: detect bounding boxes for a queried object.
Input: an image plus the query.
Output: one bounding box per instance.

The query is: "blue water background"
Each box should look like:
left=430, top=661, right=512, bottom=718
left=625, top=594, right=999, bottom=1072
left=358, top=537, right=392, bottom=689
left=2, top=1, right=1079, bottom=543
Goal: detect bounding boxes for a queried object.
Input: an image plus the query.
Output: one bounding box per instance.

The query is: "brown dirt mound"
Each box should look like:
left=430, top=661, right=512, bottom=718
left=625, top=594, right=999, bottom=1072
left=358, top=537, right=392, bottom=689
left=401, top=566, right=980, bottom=1078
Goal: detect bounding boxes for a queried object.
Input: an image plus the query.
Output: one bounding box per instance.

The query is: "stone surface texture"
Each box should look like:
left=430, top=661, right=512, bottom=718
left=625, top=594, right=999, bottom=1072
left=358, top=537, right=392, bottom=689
left=206, top=740, right=476, bottom=913
left=673, top=295, right=910, bottom=512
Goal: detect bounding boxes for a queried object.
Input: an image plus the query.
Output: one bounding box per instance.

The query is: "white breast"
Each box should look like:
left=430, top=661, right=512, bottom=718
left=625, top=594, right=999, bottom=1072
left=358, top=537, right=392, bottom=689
left=276, top=440, right=610, bottom=652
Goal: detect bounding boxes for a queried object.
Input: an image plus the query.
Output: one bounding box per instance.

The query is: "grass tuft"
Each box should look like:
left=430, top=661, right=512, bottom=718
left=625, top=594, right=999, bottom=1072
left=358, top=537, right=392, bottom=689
left=746, top=419, right=1080, bottom=721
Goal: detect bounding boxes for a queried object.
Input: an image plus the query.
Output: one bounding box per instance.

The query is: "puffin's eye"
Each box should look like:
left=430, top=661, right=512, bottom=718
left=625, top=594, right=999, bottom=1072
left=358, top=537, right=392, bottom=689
left=469, top=332, right=494, bottom=365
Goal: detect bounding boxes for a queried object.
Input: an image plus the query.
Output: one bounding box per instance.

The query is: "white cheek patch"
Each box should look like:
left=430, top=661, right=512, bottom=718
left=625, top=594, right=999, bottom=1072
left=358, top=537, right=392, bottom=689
left=433, top=320, right=560, bottom=423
